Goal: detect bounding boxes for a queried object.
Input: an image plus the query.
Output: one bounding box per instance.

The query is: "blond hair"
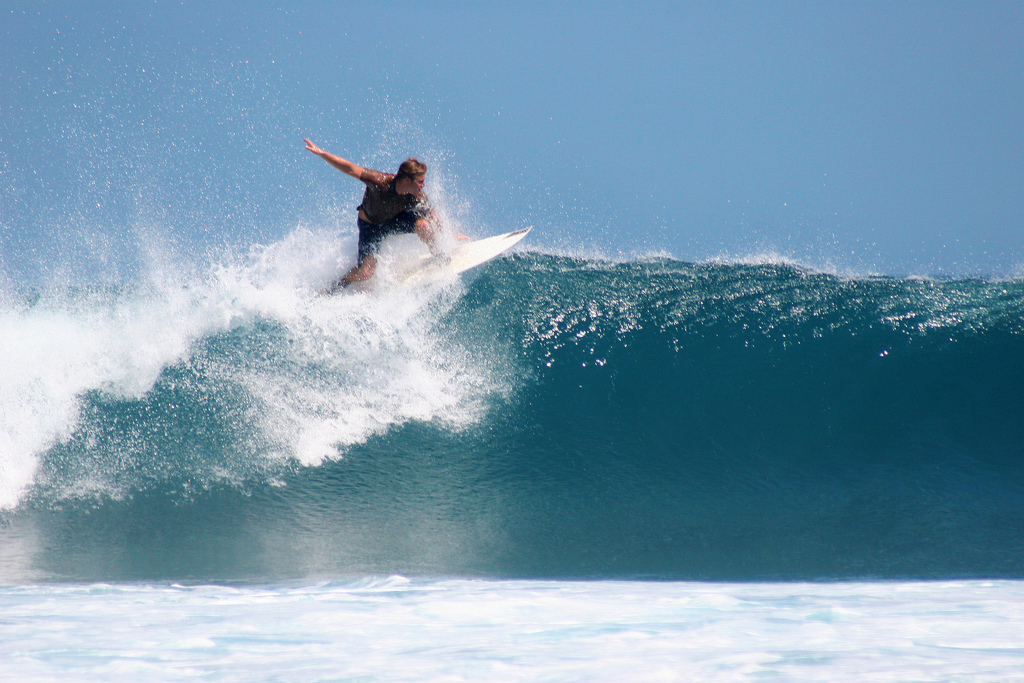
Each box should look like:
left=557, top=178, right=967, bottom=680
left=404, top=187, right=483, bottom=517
left=396, top=157, right=427, bottom=179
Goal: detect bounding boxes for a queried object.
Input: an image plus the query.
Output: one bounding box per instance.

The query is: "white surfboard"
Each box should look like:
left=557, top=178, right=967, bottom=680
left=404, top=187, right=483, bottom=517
left=394, top=227, right=532, bottom=286
left=328, top=227, right=531, bottom=294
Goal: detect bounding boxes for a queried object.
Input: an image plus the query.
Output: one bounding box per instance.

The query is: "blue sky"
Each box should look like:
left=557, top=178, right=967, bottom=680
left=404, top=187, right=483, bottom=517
left=2, top=1, right=1022, bottom=279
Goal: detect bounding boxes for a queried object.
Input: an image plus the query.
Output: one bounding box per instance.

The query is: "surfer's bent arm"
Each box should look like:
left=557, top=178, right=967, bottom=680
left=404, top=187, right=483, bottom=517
left=303, top=139, right=366, bottom=180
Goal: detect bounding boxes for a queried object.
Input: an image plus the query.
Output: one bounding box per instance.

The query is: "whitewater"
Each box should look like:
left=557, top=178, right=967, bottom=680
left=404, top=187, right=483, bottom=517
left=2, top=579, right=1023, bottom=681
left=2, top=227, right=1024, bottom=680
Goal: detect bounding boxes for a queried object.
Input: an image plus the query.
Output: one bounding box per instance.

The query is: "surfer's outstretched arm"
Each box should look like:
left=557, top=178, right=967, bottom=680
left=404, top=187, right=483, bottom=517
left=304, top=139, right=365, bottom=180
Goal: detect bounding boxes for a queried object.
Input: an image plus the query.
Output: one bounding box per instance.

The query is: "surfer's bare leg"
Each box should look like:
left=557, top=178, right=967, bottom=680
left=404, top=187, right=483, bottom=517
left=337, top=254, right=376, bottom=288
left=415, top=218, right=470, bottom=253
left=414, top=218, right=436, bottom=251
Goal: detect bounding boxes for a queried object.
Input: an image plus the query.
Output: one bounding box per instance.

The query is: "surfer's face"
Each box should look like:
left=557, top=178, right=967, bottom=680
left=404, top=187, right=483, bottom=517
left=398, top=173, right=426, bottom=196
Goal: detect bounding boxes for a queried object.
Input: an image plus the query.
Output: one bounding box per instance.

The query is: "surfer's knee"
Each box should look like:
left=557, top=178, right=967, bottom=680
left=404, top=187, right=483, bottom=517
left=415, top=218, right=434, bottom=238
left=344, top=255, right=376, bottom=284
left=358, top=258, right=377, bottom=280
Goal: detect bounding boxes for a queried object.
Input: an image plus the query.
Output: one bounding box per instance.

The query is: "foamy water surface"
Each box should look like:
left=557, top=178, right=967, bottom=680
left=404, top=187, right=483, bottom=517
left=2, top=578, right=1022, bottom=682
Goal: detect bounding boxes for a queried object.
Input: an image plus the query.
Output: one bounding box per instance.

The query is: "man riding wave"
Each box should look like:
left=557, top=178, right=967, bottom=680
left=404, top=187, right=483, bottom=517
left=304, top=139, right=466, bottom=290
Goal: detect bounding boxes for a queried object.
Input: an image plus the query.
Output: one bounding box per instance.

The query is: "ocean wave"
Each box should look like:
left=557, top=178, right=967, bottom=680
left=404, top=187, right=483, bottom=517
left=2, top=242, right=1023, bottom=580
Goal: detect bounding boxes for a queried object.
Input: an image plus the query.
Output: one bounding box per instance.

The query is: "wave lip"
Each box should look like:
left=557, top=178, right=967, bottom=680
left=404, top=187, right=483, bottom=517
left=1, top=283, right=218, bottom=509
left=0, top=229, right=497, bottom=511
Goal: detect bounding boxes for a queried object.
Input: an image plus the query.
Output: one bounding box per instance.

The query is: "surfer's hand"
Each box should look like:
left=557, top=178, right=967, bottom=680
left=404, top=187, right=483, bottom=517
left=456, top=233, right=470, bottom=241
left=304, top=139, right=324, bottom=155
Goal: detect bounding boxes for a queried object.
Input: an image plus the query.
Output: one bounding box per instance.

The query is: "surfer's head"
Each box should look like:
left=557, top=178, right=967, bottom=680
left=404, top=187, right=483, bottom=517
left=396, top=157, right=427, bottom=180
left=396, top=157, right=427, bottom=195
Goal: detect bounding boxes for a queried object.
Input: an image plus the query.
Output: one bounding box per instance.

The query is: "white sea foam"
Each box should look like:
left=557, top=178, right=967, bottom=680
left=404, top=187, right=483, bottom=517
left=0, top=225, right=499, bottom=509
left=1, top=579, right=1022, bottom=681
left=0, top=282, right=216, bottom=509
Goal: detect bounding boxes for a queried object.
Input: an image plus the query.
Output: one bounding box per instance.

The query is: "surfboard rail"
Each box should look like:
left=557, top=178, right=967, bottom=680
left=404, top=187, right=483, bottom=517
left=397, top=226, right=532, bottom=286
left=330, top=227, right=532, bottom=294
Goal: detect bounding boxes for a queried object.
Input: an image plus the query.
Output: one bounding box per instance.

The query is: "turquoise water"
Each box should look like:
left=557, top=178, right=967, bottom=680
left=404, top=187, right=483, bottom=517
left=3, top=242, right=1024, bottom=680
left=2, top=246, right=1023, bottom=581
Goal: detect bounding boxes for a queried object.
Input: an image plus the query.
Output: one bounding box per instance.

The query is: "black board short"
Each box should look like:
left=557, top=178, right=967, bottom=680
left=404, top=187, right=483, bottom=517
left=357, top=211, right=420, bottom=263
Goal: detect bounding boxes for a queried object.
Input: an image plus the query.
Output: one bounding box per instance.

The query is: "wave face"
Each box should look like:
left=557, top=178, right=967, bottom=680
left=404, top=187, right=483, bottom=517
left=2, top=250, right=1024, bottom=582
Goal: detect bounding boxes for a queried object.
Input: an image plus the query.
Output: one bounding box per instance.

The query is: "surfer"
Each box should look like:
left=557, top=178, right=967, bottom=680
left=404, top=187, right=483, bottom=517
left=304, top=139, right=465, bottom=291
